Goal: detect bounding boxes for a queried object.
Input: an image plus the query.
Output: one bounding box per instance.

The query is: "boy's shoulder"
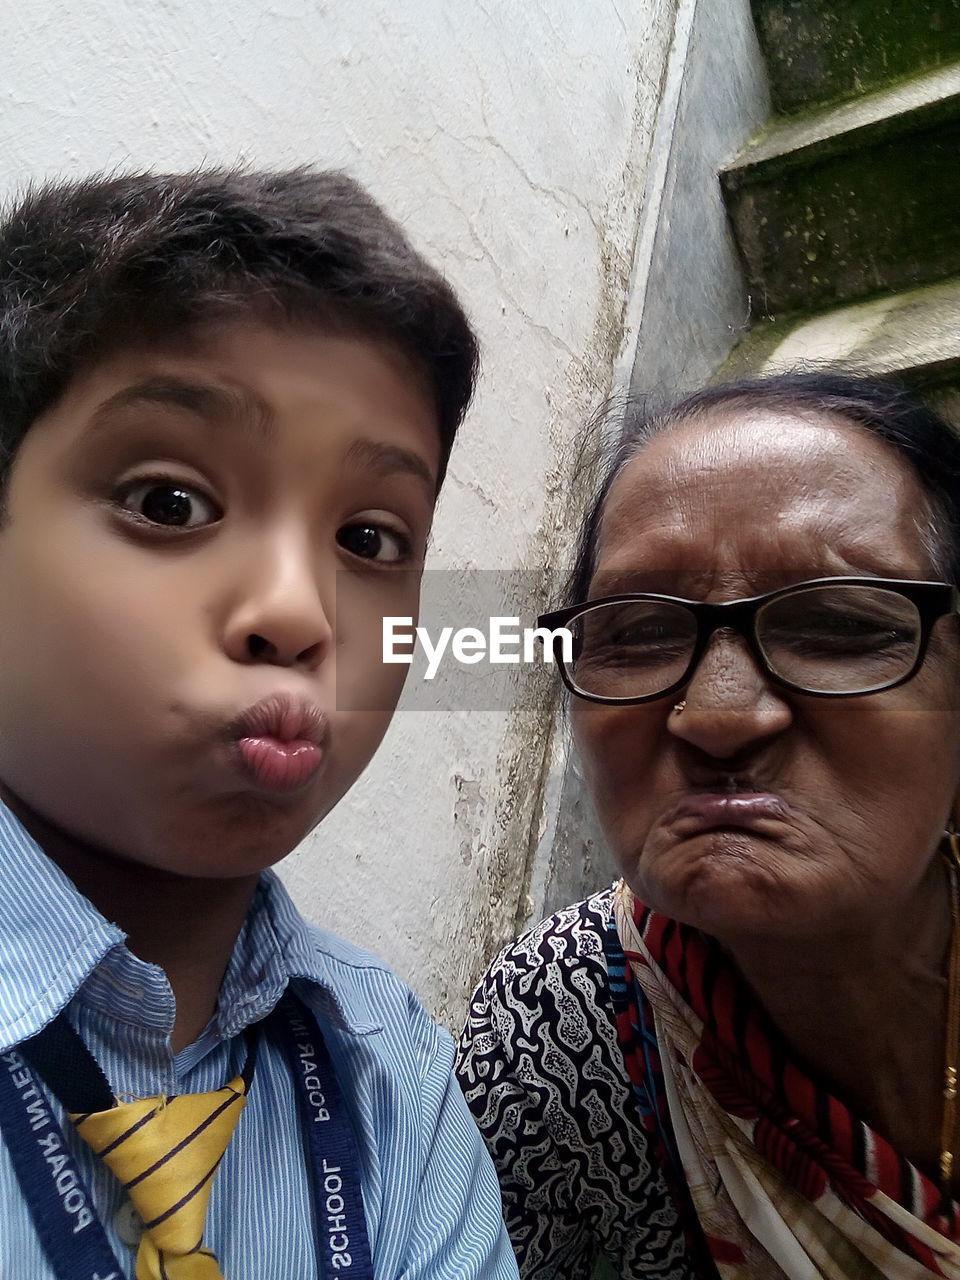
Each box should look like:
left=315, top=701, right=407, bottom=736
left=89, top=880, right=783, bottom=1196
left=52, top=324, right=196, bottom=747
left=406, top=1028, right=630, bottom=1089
left=301, top=914, right=400, bottom=978
left=264, top=874, right=441, bottom=1055
left=297, top=916, right=419, bottom=1016
left=266, top=871, right=403, bottom=981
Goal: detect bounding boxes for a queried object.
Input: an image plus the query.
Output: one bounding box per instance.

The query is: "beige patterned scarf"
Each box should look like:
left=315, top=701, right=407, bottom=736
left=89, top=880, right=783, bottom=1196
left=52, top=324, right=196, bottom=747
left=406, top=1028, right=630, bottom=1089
left=614, top=881, right=960, bottom=1279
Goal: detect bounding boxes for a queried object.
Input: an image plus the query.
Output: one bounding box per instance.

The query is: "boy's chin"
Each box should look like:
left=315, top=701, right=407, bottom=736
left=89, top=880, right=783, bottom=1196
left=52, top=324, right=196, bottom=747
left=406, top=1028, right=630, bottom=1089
left=1, top=779, right=335, bottom=884
left=141, top=791, right=339, bottom=880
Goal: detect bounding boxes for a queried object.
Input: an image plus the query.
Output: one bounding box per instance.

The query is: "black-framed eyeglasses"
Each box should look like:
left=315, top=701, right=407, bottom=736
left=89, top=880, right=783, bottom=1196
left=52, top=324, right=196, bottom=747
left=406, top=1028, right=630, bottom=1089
left=537, top=577, right=960, bottom=705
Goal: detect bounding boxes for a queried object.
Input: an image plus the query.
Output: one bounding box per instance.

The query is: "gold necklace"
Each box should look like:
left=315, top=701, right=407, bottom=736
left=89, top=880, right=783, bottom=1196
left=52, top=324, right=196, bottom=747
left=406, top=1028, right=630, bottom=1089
left=940, top=830, right=960, bottom=1199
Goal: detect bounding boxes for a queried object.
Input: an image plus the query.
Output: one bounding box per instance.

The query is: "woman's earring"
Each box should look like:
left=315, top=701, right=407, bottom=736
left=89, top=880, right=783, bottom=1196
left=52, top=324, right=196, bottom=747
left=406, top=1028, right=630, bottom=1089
left=947, top=823, right=960, bottom=867
left=672, top=700, right=686, bottom=715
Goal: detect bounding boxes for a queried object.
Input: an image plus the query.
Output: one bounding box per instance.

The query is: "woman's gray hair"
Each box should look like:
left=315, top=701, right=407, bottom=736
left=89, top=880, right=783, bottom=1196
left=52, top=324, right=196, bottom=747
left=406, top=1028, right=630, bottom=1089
left=565, top=371, right=960, bottom=607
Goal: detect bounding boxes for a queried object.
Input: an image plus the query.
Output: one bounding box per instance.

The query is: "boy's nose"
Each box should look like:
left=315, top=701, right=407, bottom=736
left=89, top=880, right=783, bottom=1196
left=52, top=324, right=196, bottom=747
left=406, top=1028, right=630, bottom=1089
left=244, top=628, right=327, bottom=667
left=222, top=543, right=334, bottom=670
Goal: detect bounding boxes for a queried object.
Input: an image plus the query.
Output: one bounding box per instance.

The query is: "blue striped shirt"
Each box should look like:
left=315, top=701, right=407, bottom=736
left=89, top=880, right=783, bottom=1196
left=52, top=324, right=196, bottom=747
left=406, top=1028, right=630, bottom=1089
left=0, top=802, right=519, bottom=1279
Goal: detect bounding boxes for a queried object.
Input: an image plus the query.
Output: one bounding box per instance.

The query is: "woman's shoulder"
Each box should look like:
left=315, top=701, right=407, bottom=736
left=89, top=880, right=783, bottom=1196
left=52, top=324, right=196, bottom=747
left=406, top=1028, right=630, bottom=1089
left=461, top=883, right=627, bottom=1100
left=472, top=885, right=617, bottom=1015
left=460, top=886, right=692, bottom=1277
left=484, top=884, right=615, bottom=972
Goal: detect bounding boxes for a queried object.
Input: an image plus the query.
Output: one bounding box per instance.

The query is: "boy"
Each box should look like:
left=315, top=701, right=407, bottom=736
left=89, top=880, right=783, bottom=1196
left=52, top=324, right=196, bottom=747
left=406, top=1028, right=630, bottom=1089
left=0, top=168, right=519, bottom=1279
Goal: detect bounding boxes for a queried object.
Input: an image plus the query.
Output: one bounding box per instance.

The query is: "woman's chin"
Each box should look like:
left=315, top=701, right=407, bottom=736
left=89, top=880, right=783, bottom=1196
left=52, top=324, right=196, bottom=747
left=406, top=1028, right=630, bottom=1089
left=630, top=829, right=824, bottom=939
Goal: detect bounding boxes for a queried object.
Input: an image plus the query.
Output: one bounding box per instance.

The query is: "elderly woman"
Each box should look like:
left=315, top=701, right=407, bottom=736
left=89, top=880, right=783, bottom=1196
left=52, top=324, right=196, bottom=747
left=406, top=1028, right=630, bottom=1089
left=457, top=372, right=960, bottom=1280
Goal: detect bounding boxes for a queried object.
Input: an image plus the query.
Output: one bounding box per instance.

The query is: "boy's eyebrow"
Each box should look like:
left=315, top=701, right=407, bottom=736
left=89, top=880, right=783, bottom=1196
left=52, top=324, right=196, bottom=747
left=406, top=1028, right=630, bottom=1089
left=88, top=376, right=272, bottom=438
left=88, top=382, right=438, bottom=493
left=344, top=438, right=437, bottom=494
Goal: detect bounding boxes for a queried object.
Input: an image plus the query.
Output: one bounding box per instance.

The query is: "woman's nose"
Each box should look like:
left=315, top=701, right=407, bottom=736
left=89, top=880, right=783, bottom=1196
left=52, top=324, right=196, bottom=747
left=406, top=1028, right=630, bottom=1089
left=669, top=631, right=792, bottom=758
left=221, top=539, right=334, bottom=670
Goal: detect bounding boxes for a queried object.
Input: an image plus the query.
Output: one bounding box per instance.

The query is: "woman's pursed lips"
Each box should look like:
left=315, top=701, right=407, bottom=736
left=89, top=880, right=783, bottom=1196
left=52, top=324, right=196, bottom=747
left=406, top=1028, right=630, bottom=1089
left=665, top=790, right=793, bottom=833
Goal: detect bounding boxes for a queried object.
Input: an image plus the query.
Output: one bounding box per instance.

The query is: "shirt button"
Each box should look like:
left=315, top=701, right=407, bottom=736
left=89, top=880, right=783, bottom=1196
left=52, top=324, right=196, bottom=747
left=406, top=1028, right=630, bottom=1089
left=115, top=1200, right=143, bottom=1247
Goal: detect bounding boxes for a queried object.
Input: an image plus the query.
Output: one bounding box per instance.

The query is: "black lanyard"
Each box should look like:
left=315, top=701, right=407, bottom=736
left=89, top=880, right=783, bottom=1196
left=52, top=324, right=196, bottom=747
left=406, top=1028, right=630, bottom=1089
left=0, top=993, right=373, bottom=1280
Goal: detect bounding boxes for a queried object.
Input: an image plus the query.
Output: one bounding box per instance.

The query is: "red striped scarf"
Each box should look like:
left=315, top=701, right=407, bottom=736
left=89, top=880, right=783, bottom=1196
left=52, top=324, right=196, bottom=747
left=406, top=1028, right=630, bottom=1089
left=615, top=883, right=960, bottom=1278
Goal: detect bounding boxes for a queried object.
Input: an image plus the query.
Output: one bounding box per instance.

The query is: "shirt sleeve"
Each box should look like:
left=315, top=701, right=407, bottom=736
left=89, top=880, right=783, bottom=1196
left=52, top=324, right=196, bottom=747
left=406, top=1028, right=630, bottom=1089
left=398, top=1000, right=521, bottom=1280
left=454, top=899, right=692, bottom=1280
left=456, top=963, right=599, bottom=1280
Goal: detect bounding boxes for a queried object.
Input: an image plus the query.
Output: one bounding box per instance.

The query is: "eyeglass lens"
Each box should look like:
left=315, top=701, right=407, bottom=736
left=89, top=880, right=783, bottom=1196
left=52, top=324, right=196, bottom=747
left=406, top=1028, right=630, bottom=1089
left=568, top=585, right=923, bottom=699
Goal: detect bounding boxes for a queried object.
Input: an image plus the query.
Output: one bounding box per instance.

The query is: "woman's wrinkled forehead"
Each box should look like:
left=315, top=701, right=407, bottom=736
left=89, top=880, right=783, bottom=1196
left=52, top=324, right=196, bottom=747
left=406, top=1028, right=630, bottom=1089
left=592, top=408, right=938, bottom=590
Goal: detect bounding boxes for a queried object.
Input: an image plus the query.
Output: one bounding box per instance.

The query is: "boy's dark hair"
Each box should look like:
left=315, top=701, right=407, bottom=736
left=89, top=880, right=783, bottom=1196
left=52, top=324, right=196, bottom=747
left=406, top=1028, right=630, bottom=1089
left=0, top=167, right=479, bottom=486
left=568, top=370, right=960, bottom=606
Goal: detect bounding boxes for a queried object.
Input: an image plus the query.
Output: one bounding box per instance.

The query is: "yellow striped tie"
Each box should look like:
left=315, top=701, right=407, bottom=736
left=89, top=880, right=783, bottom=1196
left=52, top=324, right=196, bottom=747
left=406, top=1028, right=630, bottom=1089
left=70, top=1074, right=249, bottom=1280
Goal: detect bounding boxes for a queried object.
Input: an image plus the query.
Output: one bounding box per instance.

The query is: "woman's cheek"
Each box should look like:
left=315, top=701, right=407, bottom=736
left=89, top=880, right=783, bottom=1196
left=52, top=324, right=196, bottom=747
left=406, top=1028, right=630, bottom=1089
left=574, top=707, right=661, bottom=846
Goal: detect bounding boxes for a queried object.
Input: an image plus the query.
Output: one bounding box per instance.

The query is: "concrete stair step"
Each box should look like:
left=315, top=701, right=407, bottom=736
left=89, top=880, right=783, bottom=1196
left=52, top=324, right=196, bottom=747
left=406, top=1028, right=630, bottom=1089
left=721, top=62, right=960, bottom=318
left=717, top=274, right=960, bottom=405
left=751, top=0, right=960, bottom=115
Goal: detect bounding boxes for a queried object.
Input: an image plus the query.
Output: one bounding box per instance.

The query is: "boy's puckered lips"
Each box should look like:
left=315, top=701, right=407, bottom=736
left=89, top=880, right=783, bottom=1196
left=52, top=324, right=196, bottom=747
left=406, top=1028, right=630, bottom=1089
left=226, top=693, right=328, bottom=794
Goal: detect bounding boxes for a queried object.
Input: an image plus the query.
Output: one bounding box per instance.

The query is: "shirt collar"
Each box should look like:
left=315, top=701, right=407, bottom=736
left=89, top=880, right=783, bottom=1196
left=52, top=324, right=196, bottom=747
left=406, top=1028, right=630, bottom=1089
left=240, top=871, right=383, bottom=1038
left=0, top=802, right=123, bottom=1052
left=0, top=802, right=382, bottom=1051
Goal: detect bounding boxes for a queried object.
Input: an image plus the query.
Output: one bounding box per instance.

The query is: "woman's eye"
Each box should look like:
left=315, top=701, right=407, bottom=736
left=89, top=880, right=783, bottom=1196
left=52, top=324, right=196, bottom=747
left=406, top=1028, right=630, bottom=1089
left=119, top=482, right=221, bottom=529
left=337, top=522, right=410, bottom=563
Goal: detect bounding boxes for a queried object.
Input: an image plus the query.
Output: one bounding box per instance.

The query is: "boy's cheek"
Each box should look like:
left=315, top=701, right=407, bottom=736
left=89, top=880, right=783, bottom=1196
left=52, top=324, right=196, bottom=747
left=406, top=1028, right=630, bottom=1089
left=333, top=653, right=411, bottom=717
left=333, top=588, right=421, bottom=715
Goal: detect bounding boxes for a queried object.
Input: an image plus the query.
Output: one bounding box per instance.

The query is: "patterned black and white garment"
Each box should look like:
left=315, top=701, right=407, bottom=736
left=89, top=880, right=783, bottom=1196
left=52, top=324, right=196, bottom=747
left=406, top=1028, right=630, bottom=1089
left=456, top=886, right=704, bottom=1279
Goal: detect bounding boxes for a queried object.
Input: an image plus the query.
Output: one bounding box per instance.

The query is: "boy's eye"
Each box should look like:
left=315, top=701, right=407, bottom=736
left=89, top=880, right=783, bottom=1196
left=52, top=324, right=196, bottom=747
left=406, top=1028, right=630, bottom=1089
left=337, top=522, right=410, bottom=563
left=120, top=481, right=221, bottom=529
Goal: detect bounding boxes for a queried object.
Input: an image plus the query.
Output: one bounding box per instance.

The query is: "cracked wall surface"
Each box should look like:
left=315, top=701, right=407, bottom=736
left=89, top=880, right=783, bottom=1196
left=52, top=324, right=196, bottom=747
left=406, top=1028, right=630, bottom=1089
left=535, top=0, right=771, bottom=933
left=2, top=0, right=681, bottom=1028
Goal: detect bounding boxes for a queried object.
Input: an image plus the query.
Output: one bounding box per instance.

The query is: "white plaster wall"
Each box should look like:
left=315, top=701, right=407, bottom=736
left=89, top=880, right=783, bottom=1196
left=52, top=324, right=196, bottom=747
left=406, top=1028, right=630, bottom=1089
left=0, top=0, right=679, bottom=1025
left=531, top=0, right=770, bottom=927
